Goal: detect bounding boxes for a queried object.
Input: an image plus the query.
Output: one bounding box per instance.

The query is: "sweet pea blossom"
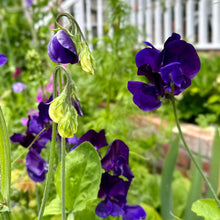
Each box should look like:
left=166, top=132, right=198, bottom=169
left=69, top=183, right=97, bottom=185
left=128, top=33, right=201, bottom=111
left=70, top=129, right=108, bottom=151
left=48, top=29, right=79, bottom=64
left=0, top=54, right=7, bottom=66
left=12, top=82, right=27, bottom=93
left=101, top=140, right=134, bottom=181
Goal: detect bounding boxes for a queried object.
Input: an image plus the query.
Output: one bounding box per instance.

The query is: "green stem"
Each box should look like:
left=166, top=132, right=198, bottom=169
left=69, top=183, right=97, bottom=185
left=37, top=122, right=57, bottom=220
left=61, top=137, right=66, bottom=220
left=171, top=94, right=220, bottom=208
left=38, top=68, right=59, bottom=219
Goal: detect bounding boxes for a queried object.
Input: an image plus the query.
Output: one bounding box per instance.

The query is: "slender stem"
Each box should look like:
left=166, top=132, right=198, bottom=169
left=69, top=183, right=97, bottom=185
left=11, top=128, right=46, bottom=166
left=171, top=94, right=220, bottom=208
left=37, top=122, right=57, bottom=220
left=38, top=69, right=59, bottom=219
left=61, top=137, right=66, bottom=220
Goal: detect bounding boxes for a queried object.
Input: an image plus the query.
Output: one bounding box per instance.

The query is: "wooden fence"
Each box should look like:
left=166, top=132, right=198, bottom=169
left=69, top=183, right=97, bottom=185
left=42, top=0, right=220, bottom=50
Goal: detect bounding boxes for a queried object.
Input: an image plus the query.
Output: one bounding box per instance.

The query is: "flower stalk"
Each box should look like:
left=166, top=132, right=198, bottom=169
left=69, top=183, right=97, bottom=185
left=171, top=93, right=220, bottom=209
left=37, top=68, right=58, bottom=220
left=61, top=137, right=66, bottom=220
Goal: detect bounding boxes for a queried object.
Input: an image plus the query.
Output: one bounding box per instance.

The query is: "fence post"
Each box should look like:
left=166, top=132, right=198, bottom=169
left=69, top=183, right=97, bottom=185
left=155, top=0, right=163, bottom=46
left=186, top=0, right=195, bottom=43
left=212, top=0, right=220, bottom=44
left=164, top=0, right=172, bottom=39
left=137, top=0, right=145, bottom=43
left=198, top=0, right=209, bottom=44
left=146, top=0, right=153, bottom=42
left=174, top=0, right=183, bottom=36
left=74, top=0, right=85, bottom=36
left=85, top=0, right=92, bottom=41
left=97, top=0, right=103, bottom=40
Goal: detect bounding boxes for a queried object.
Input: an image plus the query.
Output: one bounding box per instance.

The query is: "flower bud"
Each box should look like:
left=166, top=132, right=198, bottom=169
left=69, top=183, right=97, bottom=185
left=58, top=106, right=78, bottom=138
left=49, top=90, right=67, bottom=123
left=79, top=46, right=95, bottom=75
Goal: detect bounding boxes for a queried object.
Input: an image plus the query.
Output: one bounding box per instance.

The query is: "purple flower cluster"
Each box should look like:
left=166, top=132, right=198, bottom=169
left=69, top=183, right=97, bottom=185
left=128, top=33, right=201, bottom=111
left=10, top=99, right=52, bottom=182
left=71, top=129, right=146, bottom=220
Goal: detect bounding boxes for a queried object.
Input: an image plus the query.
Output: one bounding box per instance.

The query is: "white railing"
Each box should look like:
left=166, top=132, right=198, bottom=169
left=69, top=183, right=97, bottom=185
left=58, top=0, right=220, bottom=50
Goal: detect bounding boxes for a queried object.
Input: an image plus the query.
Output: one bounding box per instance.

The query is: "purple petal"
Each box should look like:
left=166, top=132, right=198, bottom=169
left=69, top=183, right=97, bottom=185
left=0, top=54, right=7, bottom=66
left=95, top=199, right=112, bottom=218
left=128, top=81, right=161, bottom=111
left=161, top=62, right=184, bottom=87
left=123, top=205, right=146, bottom=220
left=135, top=45, right=161, bottom=72
left=101, top=140, right=134, bottom=180
left=72, top=97, right=83, bottom=117
left=38, top=100, right=51, bottom=123
left=164, top=33, right=181, bottom=48
left=10, top=132, right=35, bottom=148
left=71, top=129, right=108, bottom=150
left=26, top=150, right=48, bottom=182
left=48, top=30, right=78, bottom=64
left=27, top=116, right=44, bottom=134
left=66, top=135, right=79, bottom=145
left=162, top=40, right=200, bottom=79
left=12, top=82, right=27, bottom=93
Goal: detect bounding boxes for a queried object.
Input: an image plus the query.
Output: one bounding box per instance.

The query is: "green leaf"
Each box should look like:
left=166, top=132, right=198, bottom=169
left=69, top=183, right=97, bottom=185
left=43, top=197, right=62, bottom=216
left=160, top=136, right=179, bottom=220
left=0, top=106, right=11, bottom=206
left=141, top=203, right=162, bottom=220
left=184, top=153, right=203, bottom=220
left=206, top=129, right=220, bottom=198
left=55, top=142, right=102, bottom=212
left=192, top=199, right=220, bottom=220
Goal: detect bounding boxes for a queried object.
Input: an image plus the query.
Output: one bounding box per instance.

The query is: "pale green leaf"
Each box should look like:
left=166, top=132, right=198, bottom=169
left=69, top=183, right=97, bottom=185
left=43, top=197, right=62, bottom=216
left=55, top=142, right=102, bottom=212
left=192, top=199, right=220, bottom=220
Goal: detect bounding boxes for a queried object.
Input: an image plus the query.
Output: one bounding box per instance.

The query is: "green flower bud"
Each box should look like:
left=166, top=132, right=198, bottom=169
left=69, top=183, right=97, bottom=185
left=58, top=107, right=78, bottom=138
left=49, top=90, right=67, bottom=123
left=79, top=46, right=95, bottom=75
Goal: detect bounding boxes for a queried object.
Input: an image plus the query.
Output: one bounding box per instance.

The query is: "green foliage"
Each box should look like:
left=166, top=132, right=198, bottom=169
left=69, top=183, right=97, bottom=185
left=177, top=54, right=220, bottom=126
left=160, top=136, right=179, bottom=220
left=0, top=107, right=11, bottom=215
left=206, top=129, right=220, bottom=198
left=55, top=142, right=102, bottom=212
left=192, top=199, right=220, bottom=220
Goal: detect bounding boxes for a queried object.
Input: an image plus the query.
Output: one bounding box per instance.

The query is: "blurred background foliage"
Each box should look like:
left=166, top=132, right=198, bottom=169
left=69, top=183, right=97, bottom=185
left=0, top=0, right=220, bottom=219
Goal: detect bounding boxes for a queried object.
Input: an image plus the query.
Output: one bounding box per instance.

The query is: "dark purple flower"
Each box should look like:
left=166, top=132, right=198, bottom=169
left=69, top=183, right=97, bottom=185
left=12, top=82, right=27, bottom=93
left=95, top=198, right=124, bottom=218
left=128, top=33, right=200, bottom=111
left=101, top=140, right=134, bottom=181
left=122, top=205, right=146, bottom=220
left=0, top=54, right=7, bottom=66
left=95, top=173, right=130, bottom=218
left=128, top=81, right=161, bottom=111
left=26, top=150, right=48, bottom=182
left=48, top=30, right=79, bottom=64
left=70, top=129, right=108, bottom=151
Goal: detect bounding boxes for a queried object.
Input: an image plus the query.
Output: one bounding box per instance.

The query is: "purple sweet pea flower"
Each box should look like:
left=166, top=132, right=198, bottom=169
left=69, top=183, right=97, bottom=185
left=48, top=29, right=79, bottom=64
left=128, top=33, right=200, bottom=111
left=70, top=129, right=108, bottom=151
left=96, top=173, right=130, bottom=218
left=123, top=205, right=146, bottom=220
left=12, top=82, right=27, bottom=93
left=0, top=54, right=7, bottom=66
left=101, top=140, right=134, bottom=181
left=26, top=150, right=48, bottom=182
